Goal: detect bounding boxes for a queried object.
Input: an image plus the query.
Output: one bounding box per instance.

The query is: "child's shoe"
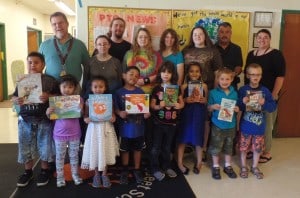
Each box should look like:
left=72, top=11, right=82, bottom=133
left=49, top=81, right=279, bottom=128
left=56, top=177, right=66, bottom=188
left=119, top=171, right=128, bottom=185
left=101, top=175, right=111, bottom=188
left=17, top=171, right=33, bottom=187
left=133, top=169, right=144, bottom=184
left=223, top=166, right=237, bottom=179
left=72, top=174, right=83, bottom=185
left=36, top=169, right=49, bottom=187
left=165, top=169, right=177, bottom=178
left=153, top=171, right=165, bottom=181
left=92, top=175, right=101, bottom=188
left=212, top=167, right=221, bottom=180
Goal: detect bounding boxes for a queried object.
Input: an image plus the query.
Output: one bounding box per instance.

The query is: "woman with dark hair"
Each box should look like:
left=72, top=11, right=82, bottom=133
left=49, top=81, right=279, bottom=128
left=244, top=29, right=286, bottom=163
left=159, top=28, right=184, bottom=85
left=83, top=35, right=123, bottom=98
left=182, top=26, right=223, bottom=159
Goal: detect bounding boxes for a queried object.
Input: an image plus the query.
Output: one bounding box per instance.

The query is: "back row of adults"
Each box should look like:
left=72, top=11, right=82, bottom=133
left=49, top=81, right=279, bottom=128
left=39, top=12, right=285, bottom=164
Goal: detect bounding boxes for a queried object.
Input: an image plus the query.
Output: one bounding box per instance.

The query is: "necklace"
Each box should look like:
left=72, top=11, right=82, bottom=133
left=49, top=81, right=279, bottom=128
left=255, top=47, right=270, bottom=56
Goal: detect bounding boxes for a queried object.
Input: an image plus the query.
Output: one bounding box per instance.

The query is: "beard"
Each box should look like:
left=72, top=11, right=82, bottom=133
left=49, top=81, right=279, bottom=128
left=114, top=31, right=124, bottom=39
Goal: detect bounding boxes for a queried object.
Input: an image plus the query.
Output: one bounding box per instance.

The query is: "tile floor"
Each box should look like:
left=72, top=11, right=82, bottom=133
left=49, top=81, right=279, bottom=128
left=1, top=107, right=300, bottom=198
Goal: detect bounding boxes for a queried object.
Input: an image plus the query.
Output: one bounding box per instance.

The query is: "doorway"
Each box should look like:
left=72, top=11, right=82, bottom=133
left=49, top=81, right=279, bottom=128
left=0, top=23, right=8, bottom=101
left=27, top=27, right=42, bottom=53
left=277, top=10, right=300, bottom=137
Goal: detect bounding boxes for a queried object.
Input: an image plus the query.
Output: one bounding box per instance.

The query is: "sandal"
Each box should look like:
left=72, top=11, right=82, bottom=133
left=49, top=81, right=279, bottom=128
left=251, top=167, right=264, bottom=179
left=239, top=167, right=249, bottom=178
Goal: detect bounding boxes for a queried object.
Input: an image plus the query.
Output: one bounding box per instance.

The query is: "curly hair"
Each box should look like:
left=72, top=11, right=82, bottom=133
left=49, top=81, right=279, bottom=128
left=159, top=28, right=180, bottom=54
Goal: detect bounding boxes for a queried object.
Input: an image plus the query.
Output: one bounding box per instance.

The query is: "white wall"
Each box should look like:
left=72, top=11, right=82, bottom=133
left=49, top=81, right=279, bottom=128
left=0, top=0, right=75, bottom=96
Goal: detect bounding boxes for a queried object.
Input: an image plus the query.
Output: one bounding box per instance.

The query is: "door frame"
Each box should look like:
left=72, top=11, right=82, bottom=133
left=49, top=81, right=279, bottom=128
left=27, top=26, right=42, bottom=52
left=280, top=10, right=300, bottom=50
left=0, top=23, right=8, bottom=100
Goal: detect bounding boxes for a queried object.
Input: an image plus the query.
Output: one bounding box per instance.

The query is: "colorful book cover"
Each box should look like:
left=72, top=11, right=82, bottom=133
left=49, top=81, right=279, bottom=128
left=163, top=84, right=179, bottom=107
left=188, top=80, right=203, bottom=97
left=125, top=94, right=150, bottom=114
left=17, top=73, right=42, bottom=104
left=246, top=90, right=263, bottom=111
left=89, top=94, right=112, bottom=121
left=49, top=95, right=81, bottom=120
left=218, top=98, right=236, bottom=122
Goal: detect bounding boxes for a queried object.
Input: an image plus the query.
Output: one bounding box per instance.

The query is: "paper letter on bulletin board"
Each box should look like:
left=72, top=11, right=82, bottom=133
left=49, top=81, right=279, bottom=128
left=172, top=10, right=250, bottom=62
left=88, top=7, right=172, bottom=54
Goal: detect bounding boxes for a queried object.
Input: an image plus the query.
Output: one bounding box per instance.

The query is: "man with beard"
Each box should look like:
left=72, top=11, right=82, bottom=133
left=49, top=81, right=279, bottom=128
left=107, top=17, right=132, bottom=63
left=215, top=22, right=243, bottom=90
left=39, top=12, right=90, bottom=83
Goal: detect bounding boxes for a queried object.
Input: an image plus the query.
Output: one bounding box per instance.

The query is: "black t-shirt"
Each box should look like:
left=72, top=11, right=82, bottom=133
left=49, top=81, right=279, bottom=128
left=109, top=40, right=131, bottom=63
left=13, top=74, right=59, bottom=123
left=245, top=49, right=286, bottom=91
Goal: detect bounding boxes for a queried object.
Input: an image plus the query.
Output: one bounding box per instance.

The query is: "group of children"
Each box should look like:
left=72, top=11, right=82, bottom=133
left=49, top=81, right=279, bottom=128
left=14, top=51, right=276, bottom=189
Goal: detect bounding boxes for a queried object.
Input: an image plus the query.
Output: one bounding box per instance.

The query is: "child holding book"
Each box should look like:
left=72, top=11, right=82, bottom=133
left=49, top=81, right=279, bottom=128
left=177, top=62, right=208, bottom=175
left=150, top=61, right=184, bottom=181
left=207, top=67, right=239, bottom=180
left=238, top=63, right=276, bottom=179
left=13, top=52, right=59, bottom=187
left=114, top=66, right=151, bottom=184
left=81, top=76, right=119, bottom=188
left=46, top=74, right=83, bottom=187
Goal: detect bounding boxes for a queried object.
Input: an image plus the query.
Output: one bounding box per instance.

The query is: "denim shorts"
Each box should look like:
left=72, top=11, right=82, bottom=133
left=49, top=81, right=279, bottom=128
left=208, top=124, right=236, bottom=156
left=18, top=117, right=54, bottom=163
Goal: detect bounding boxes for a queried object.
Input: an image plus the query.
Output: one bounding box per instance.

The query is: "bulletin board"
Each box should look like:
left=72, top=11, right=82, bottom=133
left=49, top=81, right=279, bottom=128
left=88, top=7, right=250, bottom=62
left=172, top=10, right=250, bottom=63
left=88, top=7, right=172, bottom=54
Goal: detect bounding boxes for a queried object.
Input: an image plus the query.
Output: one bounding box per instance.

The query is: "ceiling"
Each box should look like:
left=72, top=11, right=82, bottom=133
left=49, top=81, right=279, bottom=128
left=18, top=0, right=76, bottom=16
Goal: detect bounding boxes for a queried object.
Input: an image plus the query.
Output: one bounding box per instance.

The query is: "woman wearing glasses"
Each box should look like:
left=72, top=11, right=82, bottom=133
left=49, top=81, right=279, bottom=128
left=244, top=29, right=286, bottom=163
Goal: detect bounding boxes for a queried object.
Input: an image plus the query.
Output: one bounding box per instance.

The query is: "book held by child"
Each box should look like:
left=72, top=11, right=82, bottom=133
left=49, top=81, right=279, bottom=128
left=188, top=80, right=203, bottom=97
left=246, top=90, right=263, bottom=111
left=163, top=84, right=179, bottom=107
left=17, top=73, right=42, bottom=104
left=89, top=94, right=112, bottom=121
left=49, top=95, right=81, bottom=119
left=218, top=98, right=236, bottom=122
left=125, top=94, right=150, bottom=114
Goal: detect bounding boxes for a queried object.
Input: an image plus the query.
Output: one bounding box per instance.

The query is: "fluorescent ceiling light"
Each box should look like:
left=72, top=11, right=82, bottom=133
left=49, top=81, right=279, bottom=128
left=54, top=0, right=75, bottom=16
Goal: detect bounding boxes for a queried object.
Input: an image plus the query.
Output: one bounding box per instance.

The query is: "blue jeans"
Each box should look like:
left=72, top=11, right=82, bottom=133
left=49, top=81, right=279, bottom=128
left=150, top=123, right=176, bottom=172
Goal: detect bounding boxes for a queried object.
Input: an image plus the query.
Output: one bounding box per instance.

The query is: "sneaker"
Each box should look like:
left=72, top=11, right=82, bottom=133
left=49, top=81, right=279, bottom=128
left=92, top=175, right=101, bottom=188
left=17, top=171, right=33, bottom=187
left=133, top=170, right=144, bottom=184
left=36, top=170, right=49, bottom=187
left=153, top=171, right=165, bottom=181
left=119, top=171, right=128, bottom=185
left=212, top=167, right=221, bottom=180
left=72, top=174, right=83, bottom=185
left=223, top=166, right=237, bottom=179
left=56, top=177, right=66, bottom=188
left=101, top=175, right=111, bottom=188
left=165, top=169, right=177, bottom=178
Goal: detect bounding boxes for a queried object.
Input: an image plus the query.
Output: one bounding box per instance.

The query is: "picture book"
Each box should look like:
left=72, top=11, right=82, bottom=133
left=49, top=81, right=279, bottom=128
left=49, top=95, right=81, bottom=120
left=89, top=94, right=112, bottom=121
left=163, top=84, right=179, bottom=107
left=188, top=80, right=203, bottom=97
left=218, top=98, right=236, bottom=122
left=125, top=94, right=150, bottom=114
left=17, top=73, right=42, bottom=104
left=246, top=90, right=263, bottom=111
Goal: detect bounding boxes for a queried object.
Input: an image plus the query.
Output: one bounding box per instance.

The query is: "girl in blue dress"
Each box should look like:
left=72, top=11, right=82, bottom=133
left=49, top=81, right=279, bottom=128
left=177, top=62, right=208, bottom=174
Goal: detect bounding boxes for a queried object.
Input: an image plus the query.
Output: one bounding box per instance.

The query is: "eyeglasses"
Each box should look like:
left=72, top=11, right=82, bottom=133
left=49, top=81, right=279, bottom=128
left=97, top=43, right=109, bottom=47
left=248, top=73, right=262, bottom=77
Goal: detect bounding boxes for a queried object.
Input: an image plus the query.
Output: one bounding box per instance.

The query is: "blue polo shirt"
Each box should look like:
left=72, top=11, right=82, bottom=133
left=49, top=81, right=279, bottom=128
left=39, top=35, right=90, bottom=81
left=208, top=86, right=238, bottom=129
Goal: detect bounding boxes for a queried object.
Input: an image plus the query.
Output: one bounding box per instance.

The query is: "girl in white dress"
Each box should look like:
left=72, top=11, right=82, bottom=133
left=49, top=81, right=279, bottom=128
left=81, top=76, right=119, bottom=188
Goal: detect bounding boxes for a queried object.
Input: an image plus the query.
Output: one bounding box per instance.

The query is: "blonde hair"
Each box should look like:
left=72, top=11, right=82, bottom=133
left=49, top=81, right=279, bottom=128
left=132, top=28, right=154, bottom=60
left=216, top=67, right=234, bottom=79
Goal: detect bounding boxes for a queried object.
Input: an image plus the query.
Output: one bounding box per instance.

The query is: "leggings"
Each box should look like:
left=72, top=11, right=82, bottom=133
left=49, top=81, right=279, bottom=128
left=55, top=139, right=80, bottom=179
